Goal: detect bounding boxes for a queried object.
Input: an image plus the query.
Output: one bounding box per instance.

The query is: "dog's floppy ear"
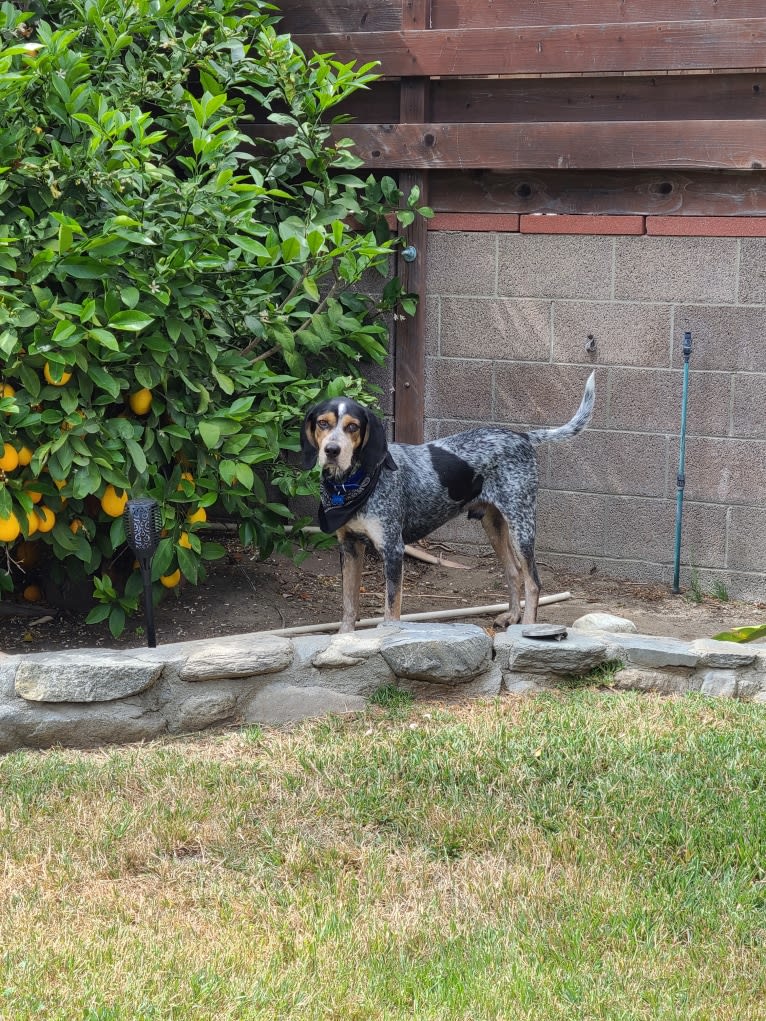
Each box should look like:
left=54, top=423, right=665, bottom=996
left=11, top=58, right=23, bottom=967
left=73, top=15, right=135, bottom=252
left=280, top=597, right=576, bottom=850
left=301, top=408, right=319, bottom=469
left=360, top=408, right=397, bottom=472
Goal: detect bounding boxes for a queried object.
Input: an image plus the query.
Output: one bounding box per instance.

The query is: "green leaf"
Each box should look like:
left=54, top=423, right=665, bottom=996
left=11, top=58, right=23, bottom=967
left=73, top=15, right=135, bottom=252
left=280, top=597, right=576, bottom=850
left=199, top=420, right=221, bottom=449
left=712, top=625, right=766, bottom=644
left=108, top=310, right=155, bottom=332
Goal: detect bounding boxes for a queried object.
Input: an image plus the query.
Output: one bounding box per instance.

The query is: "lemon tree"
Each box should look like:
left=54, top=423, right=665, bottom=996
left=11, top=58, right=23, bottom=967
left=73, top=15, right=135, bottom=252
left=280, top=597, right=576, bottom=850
left=0, top=0, right=425, bottom=635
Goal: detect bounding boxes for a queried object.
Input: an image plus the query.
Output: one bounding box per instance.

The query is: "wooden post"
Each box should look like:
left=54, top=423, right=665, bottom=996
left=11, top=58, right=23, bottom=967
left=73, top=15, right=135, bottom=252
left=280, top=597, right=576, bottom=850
left=393, top=0, right=430, bottom=444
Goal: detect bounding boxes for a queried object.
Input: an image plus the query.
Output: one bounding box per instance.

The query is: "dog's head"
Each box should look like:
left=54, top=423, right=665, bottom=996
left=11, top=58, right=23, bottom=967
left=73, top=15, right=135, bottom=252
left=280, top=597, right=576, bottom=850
left=301, top=398, right=392, bottom=480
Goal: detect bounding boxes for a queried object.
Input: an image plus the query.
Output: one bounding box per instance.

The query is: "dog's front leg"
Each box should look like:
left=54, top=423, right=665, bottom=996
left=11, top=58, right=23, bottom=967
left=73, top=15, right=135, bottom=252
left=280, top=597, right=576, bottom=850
left=338, top=534, right=364, bottom=632
left=383, top=544, right=404, bottom=622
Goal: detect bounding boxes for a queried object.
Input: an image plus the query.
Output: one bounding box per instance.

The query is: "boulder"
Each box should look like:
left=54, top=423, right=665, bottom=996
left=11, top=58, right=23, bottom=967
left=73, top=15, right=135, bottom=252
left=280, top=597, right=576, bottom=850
left=571, top=612, right=638, bottom=634
left=380, top=622, right=492, bottom=683
left=495, top=626, right=609, bottom=675
left=243, top=683, right=367, bottom=726
left=178, top=635, right=293, bottom=682
left=15, top=651, right=164, bottom=703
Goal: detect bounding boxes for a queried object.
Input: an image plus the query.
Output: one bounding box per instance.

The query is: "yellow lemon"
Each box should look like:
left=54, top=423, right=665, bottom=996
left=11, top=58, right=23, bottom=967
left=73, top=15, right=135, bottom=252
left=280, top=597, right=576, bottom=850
left=128, top=388, right=153, bottom=415
left=176, top=471, right=195, bottom=492
left=25, top=509, right=38, bottom=536
left=100, top=484, right=127, bottom=517
left=0, top=512, right=21, bottom=543
left=26, top=489, right=42, bottom=504
left=0, top=443, right=19, bottom=472
left=44, top=363, right=72, bottom=386
left=178, top=531, right=192, bottom=549
left=35, top=506, right=56, bottom=533
left=2, top=383, right=15, bottom=399
left=22, top=584, right=42, bottom=603
left=69, top=518, right=83, bottom=535
left=17, top=446, right=33, bottom=466
left=160, top=568, right=181, bottom=588
left=186, top=507, right=206, bottom=524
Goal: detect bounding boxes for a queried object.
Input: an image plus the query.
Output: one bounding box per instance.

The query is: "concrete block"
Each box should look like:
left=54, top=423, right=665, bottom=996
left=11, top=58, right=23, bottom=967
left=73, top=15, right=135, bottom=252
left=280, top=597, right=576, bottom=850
left=243, top=683, right=366, bottom=726
left=536, top=490, right=608, bottom=557
left=547, top=429, right=669, bottom=498
left=539, top=552, right=671, bottom=588
left=738, top=238, right=766, bottom=303
left=553, top=302, right=672, bottom=367
left=493, top=363, right=609, bottom=431
left=497, top=234, right=613, bottom=300
left=439, top=297, right=551, bottom=361
left=731, top=373, right=766, bottom=439
left=606, top=368, right=730, bottom=436
left=683, top=436, right=766, bottom=504
left=424, top=356, right=494, bottom=421
left=674, top=307, right=766, bottom=372
left=614, top=236, right=738, bottom=303
left=426, top=231, right=497, bottom=296
left=425, top=295, right=440, bottom=355
left=727, top=506, right=766, bottom=572
left=603, top=497, right=727, bottom=569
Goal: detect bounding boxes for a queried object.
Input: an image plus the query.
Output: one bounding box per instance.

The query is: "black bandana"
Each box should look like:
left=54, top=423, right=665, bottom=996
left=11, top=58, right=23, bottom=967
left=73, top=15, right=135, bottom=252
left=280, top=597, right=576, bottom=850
left=318, top=459, right=392, bottom=533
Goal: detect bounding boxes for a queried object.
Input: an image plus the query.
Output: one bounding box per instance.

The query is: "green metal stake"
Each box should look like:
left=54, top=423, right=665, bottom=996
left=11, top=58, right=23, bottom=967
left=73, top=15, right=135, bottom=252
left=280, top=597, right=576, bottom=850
left=671, top=331, right=692, bottom=594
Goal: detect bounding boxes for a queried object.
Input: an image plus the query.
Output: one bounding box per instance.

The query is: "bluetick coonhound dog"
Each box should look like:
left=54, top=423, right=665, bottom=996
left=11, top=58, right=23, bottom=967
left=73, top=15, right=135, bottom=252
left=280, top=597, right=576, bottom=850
left=302, top=372, right=595, bottom=633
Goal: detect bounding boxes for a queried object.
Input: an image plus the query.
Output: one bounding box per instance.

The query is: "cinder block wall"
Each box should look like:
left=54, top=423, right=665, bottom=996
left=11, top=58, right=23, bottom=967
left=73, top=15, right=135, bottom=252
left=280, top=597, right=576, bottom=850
left=423, top=218, right=766, bottom=602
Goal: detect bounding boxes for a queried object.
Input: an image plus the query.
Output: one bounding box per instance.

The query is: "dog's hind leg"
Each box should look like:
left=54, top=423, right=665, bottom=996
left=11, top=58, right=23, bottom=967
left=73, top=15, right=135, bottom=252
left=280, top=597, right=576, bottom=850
left=506, top=519, right=541, bottom=624
left=338, top=533, right=365, bottom=632
left=383, top=543, right=405, bottom=623
left=480, top=506, right=524, bottom=626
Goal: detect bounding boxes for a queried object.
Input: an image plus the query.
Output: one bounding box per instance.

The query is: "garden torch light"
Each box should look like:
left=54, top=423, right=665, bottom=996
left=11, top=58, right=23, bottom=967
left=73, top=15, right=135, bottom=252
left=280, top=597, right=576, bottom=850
left=124, top=497, right=162, bottom=648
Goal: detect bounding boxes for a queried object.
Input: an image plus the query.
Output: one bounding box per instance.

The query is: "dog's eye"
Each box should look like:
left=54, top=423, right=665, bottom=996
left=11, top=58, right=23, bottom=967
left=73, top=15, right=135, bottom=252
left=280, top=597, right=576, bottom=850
left=345, top=423, right=359, bottom=434
left=317, top=421, right=332, bottom=431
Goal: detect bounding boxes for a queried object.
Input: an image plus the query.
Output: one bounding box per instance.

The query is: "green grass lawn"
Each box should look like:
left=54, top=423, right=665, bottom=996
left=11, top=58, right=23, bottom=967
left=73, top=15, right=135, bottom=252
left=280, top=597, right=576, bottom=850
left=2, top=689, right=766, bottom=1020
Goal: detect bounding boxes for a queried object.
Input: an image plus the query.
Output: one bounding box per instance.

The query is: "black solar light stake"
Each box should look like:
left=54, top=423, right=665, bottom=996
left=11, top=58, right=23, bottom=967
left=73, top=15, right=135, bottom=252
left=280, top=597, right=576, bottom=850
left=124, top=497, right=162, bottom=647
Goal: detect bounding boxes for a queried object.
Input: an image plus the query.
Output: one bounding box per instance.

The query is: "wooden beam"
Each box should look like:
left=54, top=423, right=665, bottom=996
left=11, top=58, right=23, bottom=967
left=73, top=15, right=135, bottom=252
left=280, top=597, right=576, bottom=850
left=310, top=120, right=766, bottom=170
left=429, top=0, right=766, bottom=29
left=292, top=19, right=766, bottom=76
left=428, top=169, right=766, bottom=217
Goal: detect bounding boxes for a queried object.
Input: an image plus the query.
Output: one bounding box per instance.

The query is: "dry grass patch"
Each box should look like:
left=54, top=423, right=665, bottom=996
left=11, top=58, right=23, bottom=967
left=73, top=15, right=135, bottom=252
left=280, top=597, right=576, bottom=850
left=2, top=691, right=766, bottom=1019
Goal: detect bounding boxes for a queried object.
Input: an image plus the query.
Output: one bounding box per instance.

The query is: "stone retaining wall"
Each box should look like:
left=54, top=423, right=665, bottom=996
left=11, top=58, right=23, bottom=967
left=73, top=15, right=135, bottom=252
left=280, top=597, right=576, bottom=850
left=2, top=619, right=764, bottom=753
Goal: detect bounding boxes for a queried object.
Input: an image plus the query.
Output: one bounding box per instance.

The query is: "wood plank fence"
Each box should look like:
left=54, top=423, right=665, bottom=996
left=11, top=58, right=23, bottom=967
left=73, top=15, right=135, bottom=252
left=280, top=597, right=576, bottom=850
left=265, top=0, right=766, bottom=440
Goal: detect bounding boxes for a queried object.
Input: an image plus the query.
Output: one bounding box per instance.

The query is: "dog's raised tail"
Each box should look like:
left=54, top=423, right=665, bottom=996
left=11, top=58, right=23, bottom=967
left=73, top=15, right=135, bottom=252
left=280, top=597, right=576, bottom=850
left=526, top=371, right=595, bottom=446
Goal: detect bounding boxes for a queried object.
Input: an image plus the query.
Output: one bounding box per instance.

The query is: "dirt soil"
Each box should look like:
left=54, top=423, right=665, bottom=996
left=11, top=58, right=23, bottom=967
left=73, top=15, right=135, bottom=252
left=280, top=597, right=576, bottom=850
left=0, top=536, right=762, bottom=655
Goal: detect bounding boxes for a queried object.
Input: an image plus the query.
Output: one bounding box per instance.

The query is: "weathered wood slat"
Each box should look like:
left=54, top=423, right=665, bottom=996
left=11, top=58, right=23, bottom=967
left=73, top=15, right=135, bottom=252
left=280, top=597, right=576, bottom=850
left=428, top=169, right=766, bottom=216
left=308, top=120, right=766, bottom=170
left=430, top=73, right=766, bottom=124
left=430, top=0, right=766, bottom=30
left=274, top=0, right=402, bottom=34
left=292, top=20, right=766, bottom=76
left=249, top=73, right=766, bottom=127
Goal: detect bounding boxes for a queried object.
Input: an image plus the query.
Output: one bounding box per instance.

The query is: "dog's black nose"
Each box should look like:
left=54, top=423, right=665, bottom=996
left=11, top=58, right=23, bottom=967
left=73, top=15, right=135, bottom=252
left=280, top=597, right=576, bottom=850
left=324, top=443, right=341, bottom=459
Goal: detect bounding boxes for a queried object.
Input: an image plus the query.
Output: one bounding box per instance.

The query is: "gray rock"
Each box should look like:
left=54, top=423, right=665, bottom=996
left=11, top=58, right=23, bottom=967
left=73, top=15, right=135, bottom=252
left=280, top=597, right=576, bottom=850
left=612, top=667, right=697, bottom=695
left=380, top=622, right=492, bottom=683
left=169, top=690, right=240, bottom=733
left=15, top=651, right=164, bottom=703
left=398, top=663, right=503, bottom=702
left=502, top=672, right=546, bottom=695
left=0, top=659, right=17, bottom=698
left=689, top=639, right=756, bottom=669
left=736, top=671, right=766, bottom=698
left=610, top=633, right=699, bottom=669
left=699, top=669, right=738, bottom=698
left=495, top=626, right=609, bottom=675
left=312, top=631, right=387, bottom=668
left=243, top=683, right=367, bottom=726
left=10, top=700, right=168, bottom=749
left=179, top=635, right=293, bottom=682
left=571, top=612, right=638, bottom=634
